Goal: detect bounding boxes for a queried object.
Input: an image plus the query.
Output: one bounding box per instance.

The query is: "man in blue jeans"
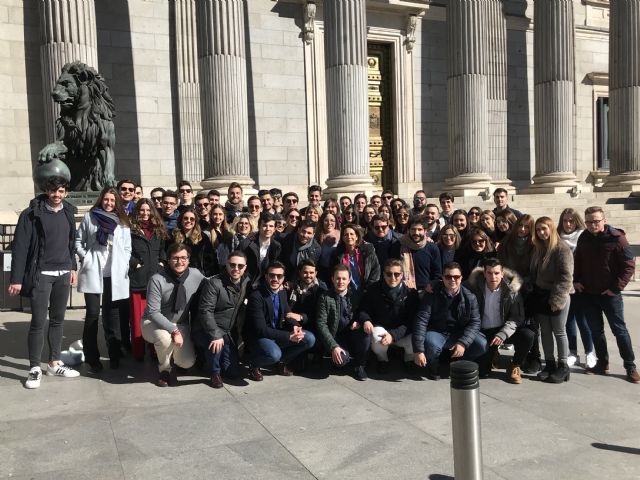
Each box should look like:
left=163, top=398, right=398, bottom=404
left=574, top=206, right=639, bottom=383
left=412, top=262, right=486, bottom=380
left=243, top=261, right=315, bottom=381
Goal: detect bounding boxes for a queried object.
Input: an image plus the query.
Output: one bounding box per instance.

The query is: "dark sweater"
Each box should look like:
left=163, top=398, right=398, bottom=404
left=39, top=207, right=72, bottom=271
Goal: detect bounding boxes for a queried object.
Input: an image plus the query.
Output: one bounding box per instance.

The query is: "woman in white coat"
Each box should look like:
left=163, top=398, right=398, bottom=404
left=76, top=187, right=131, bottom=371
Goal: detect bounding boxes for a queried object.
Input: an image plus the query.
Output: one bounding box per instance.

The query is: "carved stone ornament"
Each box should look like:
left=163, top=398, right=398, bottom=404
left=405, top=15, right=418, bottom=52
left=304, top=2, right=317, bottom=45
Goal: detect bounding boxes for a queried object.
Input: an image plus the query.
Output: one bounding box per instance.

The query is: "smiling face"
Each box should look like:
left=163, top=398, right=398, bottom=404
left=355, top=197, right=367, bottom=213
left=300, top=265, right=317, bottom=286
left=535, top=222, right=551, bottom=242
left=46, top=186, right=67, bottom=208
left=236, top=217, right=251, bottom=235
left=409, top=223, right=426, bottom=243
left=373, top=219, right=389, bottom=238
left=480, top=214, right=494, bottom=231
left=162, top=196, right=177, bottom=216
left=119, top=182, right=135, bottom=202
left=494, top=192, right=508, bottom=209
left=342, top=227, right=358, bottom=249
left=248, top=199, right=262, bottom=217
left=259, top=220, right=275, bottom=239
left=470, top=234, right=487, bottom=253
left=297, top=226, right=315, bottom=245
left=308, top=190, right=321, bottom=207
left=307, top=209, right=320, bottom=223
left=226, top=254, right=247, bottom=282
left=266, top=267, right=285, bottom=292
left=181, top=212, right=197, bottom=232
left=134, top=186, right=143, bottom=202
left=102, top=192, right=116, bottom=212
left=440, top=198, right=453, bottom=214
left=383, top=265, right=403, bottom=288
left=287, top=211, right=300, bottom=228
left=332, top=269, right=350, bottom=294
left=453, top=214, right=467, bottom=232
left=211, top=207, right=224, bottom=227
left=138, top=203, right=151, bottom=222
left=260, top=194, right=273, bottom=212
left=228, top=187, right=243, bottom=205
left=323, top=214, right=337, bottom=233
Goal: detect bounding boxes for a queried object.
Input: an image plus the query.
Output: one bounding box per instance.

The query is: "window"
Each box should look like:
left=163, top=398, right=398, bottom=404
left=596, top=96, right=609, bottom=170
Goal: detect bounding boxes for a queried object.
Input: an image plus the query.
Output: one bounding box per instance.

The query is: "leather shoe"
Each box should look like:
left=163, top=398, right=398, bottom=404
left=585, top=361, right=609, bottom=375
left=157, top=370, right=170, bottom=387
left=353, top=365, right=368, bottom=381
left=627, top=367, right=640, bottom=384
left=248, top=367, right=263, bottom=382
left=279, top=363, right=294, bottom=376
left=210, top=373, right=224, bottom=389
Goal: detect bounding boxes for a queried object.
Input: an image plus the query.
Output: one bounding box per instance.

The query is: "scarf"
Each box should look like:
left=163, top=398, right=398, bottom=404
left=382, top=281, right=404, bottom=303
left=139, top=219, right=154, bottom=240
left=399, top=234, right=427, bottom=289
left=164, top=265, right=190, bottom=313
left=225, top=200, right=244, bottom=213
left=560, top=229, right=583, bottom=253
left=91, top=208, right=119, bottom=246
left=294, top=237, right=315, bottom=268
left=341, top=247, right=364, bottom=281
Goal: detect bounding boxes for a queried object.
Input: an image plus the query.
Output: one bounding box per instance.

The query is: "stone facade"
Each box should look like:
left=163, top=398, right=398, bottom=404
left=0, top=0, right=630, bottom=219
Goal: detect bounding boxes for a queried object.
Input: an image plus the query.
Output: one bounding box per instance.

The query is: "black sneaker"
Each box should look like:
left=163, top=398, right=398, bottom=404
left=87, top=361, right=104, bottom=375
left=426, top=364, right=441, bottom=381
left=377, top=361, right=390, bottom=374
left=522, top=357, right=542, bottom=375
left=353, top=366, right=368, bottom=381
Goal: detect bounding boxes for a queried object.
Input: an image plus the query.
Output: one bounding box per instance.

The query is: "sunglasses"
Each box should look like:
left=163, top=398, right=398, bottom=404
left=414, top=196, right=426, bottom=201
left=182, top=217, right=196, bottom=223
left=151, top=196, right=163, bottom=202
left=469, top=211, right=481, bottom=216
left=120, top=187, right=135, bottom=193
left=196, top=203, right=210, bottom=208
left=441, top=234, right=456, bottom=239
left=228, top=262, right=246, bottom=270
left=285, top=198, right=298, bottom=203
left=179, top=188, right=192, bottom=193
left=267, top=273, right=284, bottom=280
left=249, top=205, right=261, bottom=210
left=399, top=213, right=409, bottom=218
left=472, top=239, right=486, bottom=245
left=288, top=215, right=300, bottom=220
left=383, top=195, right=393, bottom=200
left=374, top=225, right=388, bottom=231
left=384, top=271, right=403, bottom=279
left=444, top=274, right=462, bottom=281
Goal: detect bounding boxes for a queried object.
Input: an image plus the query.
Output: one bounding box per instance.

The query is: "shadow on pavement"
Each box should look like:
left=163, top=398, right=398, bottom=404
left=592, top=442, right=640, bottom=455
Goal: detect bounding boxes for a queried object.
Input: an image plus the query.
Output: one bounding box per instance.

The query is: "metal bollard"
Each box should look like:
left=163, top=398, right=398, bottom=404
left=450, top=360, right=483, bottom=480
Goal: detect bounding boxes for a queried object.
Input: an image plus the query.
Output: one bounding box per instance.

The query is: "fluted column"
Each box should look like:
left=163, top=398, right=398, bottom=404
left=445, top=0, right=492, bottom=195
left=38, top=0, right=98, bottom=143
left=197, top=0, right=254, bottom=190
left=174, top=0, right=204, bottom=184
left=531, top=0, right=577, bottom=192
left=487, top=0, right=510, bottom=188
left=323, top=0, right=374, bottom=196
left=604, top=0, right=640, bottom=191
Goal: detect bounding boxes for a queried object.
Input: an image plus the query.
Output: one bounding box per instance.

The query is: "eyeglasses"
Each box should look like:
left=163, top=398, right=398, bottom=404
left=228, top=262, right=246, bottom=270
left=179, top=188, right=192, bottom=193
left=285, top=198, right=298, bottom=203
left=249, top=205, right=261, bottom=210
left=267, top=273, right=284, bottom=280
left=196, top=203, right=210, bottom=209
left=399, top=213, right=409, bottom=218
left=384, top=271, right=403, bottom=279
left=170, top=256, right=189, bottom=263
left=120, top=187, right=134, bottom=193
left=373, top=225, right=388, bottom=231
left=441, top=234, right=456, bottom=239
left=472, top=239, right=486, bottom=245
left=288, top=215, right=300, bottom=220
left=182, top=217, right=196, bottom=223
left=414, top=196, right=426, bottom=201
left=383, top=195, right=393, bottom=200
left=585, top=219, right=603, bottom=225
left=469, top=211, right=481, bottom=216
left=151, top=196, right=163, bottom=202
left=444, top=274, right=462, bottom=281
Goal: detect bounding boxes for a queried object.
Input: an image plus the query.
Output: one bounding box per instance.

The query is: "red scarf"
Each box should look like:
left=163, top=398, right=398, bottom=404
left=341, top=247, right=364, bottom=279
left=140, top=220, right=154, bottom=240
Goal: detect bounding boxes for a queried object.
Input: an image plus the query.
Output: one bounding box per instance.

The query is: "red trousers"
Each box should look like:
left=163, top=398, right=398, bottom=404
left=129, top=291, right=147, bottom=360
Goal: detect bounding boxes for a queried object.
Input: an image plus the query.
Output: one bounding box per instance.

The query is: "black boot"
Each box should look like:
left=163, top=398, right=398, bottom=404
left=537, top=359, right=556, bottom=381
left=546, top=361, right=570, bottom=383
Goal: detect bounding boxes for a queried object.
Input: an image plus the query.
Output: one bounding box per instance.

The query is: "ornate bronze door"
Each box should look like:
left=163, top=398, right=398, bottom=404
left=367, top=44, right=394, bottom=190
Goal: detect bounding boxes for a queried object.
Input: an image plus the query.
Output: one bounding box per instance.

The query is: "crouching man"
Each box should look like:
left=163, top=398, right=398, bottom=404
left=466, top=258, right=535, bottom=384
left=358, top=259, right=419, bottom=373
left=412, top=262, right=486, bottom=380
left=195, top=251, right=251, bottom=389
left=243, top=262, right=315, bottom=381
left=142, top=243, right=204, bottom=387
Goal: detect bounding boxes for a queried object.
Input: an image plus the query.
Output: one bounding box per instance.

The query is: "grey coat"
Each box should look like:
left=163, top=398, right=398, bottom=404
left=75, top=211, right=131, bottom=301
left=142, top=267, right=205, bottom=333
left=531, top=240, right=574, bottom=312
left=197, top=273, right=250, bottom=339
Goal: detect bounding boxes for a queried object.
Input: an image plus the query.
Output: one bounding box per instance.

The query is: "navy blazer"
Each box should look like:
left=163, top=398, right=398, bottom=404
left=244, top=284, right=300, bottom=345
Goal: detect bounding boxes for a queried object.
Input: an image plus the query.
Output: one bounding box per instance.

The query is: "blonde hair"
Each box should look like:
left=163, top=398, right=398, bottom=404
left=532, top=216, right=559, bottom=267
left=173, top=209, right=203, bottom=245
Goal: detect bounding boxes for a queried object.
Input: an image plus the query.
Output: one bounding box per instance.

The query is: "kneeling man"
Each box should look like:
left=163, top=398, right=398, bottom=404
left=412, top=262, right=486, bottom=380
left=142, top=243, right=205, bottom=387
left=244, top=262, right=315, bottom=381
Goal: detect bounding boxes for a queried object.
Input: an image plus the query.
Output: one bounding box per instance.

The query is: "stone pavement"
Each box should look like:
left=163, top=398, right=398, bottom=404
left=1, top=298, right=640, bottom=480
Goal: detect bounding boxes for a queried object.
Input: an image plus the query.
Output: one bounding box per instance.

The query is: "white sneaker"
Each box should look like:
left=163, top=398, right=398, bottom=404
left=25, top=367, right=42, bottom=389
left=567, top=354, right=578, bottom=367
left=46, top=362, right=80, bottom=378
left=585, top=351, right=597, bottom=369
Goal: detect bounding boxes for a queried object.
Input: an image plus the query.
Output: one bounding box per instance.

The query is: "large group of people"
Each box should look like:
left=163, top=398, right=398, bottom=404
left=9, top=176, right=640, bottom=390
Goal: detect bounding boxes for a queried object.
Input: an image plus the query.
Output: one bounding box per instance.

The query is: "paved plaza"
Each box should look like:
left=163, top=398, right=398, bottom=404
left=1, top=296, right=640, bottom=480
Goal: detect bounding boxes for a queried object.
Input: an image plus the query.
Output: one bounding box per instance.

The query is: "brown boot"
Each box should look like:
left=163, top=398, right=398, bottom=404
left=627, top=367, right=640, bottom=384
left=210, top=373, right=224, bottom=389
left=507, top=363, right=522, bottom=384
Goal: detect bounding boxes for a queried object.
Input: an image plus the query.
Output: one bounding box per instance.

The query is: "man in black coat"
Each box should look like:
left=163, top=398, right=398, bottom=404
left=279, top=219, right=321, bottom=282
left=288, top=259, right=328, bottom=334
left=239, top=212, right=282, bottom=288
left=358, top=259, right=420, bottom=373
left=243, top=262, right=316, bottom=381
left=364, top=215, right=400, bottom=269
left=9, top=176, right=80, bottom=389
left=196, top=251, right=251, bottom=389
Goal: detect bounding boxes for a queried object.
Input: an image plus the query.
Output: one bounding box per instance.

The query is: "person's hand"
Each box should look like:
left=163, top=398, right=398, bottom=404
left=490, top=336, right=504, bottom=347
left=379, top=332, right=393, bottom=346
left=573, top=282, right=584, bottom=293
left=363, top=321, right=374, bottom=334
left=601, top=289, right=616, bottom=297
left=289, top=328, right=304, bottom=343
left=425, top=237, right=434, bottom=243
left=209, top=338, right=224, bottom=354
left=8, top=284, right=22, bottom=296
left=450, top=343, right=466, bottom=358
left=286, top=312, right=302, bottom=322
left=332, top=346, right=347, bottom=365
left=414, top=352, right=427, bottom=367
left=424, top=283, right=434, bottom=294
left=350, top=321, right=360, bottom=330
left=172, top=330, right=184, bottom=347
left=70, top=271, right=77, bottom=286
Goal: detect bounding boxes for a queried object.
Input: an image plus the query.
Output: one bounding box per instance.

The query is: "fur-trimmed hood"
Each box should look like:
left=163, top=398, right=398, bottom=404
left=466, top=266, right=522, bottom=294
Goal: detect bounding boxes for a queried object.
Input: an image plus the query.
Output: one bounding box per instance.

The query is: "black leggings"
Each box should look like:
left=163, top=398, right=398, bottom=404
left=83, top=277, right=126, bottom=362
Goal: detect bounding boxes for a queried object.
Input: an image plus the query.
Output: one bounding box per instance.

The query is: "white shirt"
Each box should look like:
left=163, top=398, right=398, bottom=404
left=482, top=283, right=502, bottom=329
left=259, top=237, right=271, bottom=263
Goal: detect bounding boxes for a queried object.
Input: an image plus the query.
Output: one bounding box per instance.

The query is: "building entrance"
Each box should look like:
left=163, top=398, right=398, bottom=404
left=367, top=43, right=394, bottom=191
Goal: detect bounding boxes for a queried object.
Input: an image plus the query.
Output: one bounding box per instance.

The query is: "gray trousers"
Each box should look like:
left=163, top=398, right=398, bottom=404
left=536, top=301, right=570, bottom=363
left=28, top=272, right=70, bottom=368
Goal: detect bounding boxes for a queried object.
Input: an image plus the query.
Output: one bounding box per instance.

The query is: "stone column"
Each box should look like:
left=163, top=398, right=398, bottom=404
left=174, top=0, right=204, bottom=185
left=323, top=0, right=374, bottom=196
left=197, top=0, right=255, bottom=191
left=604, top=0, right=640, bottom=192
left=530, top=0, right=577, bottom=192
left=38, top=0, right=98, bottom=143
left=445, top=0, right=492, bottom=196
left=487, top=0, right=511, bottom=189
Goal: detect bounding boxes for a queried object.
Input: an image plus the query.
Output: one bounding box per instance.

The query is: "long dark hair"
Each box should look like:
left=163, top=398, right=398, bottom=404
left=91, top=187, right=130, bottom=227
left=130, top=198, right=168, bottom=239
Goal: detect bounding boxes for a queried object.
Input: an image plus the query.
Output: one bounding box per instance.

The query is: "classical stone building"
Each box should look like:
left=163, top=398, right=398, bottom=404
left=1, top=0, right=636, bottom=216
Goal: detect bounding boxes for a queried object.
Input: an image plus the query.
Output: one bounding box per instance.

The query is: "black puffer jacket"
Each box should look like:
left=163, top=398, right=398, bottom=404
left=129, top=231, right=166, bottom=292
left=358, top=280, right=419, bottom=340
left=197, top=272, right=251, bottom=340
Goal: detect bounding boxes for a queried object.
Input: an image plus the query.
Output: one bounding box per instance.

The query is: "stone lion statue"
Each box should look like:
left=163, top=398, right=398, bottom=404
left=38, top=62, right=116, bottom=191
